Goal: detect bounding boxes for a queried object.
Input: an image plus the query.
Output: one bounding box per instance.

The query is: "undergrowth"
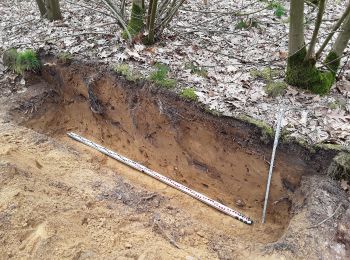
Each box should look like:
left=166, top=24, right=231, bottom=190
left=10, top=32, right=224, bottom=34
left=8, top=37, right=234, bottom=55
left=114, top=64, right=142, bottom=82
left=328, top=98, right=347, bottom=110
left=3, top=49, right=41, bottom=74
left=251, top=67, right=286, bottom=97
left=265, top=81, right=287, bottom=97
left=250, top=67, right=284, bottom=81
left=185, top=62, right=208, bottom=77
left=267, top=1, right=286, bottom=18
left=149, top=63, right=176, bottom=88
left=58, top=52, right=73, bottom=64
left=235, top=18, right=259, bottom=30
left=180, top=87, right=198, bottom=101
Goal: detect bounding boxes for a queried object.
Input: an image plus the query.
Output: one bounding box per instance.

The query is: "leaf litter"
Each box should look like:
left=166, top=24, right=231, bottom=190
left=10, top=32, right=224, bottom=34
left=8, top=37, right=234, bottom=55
left=0, top=0, right=349, bottom=146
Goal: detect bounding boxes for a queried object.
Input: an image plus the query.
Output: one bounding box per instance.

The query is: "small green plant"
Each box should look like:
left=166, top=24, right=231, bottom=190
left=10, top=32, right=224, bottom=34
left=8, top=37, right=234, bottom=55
left=2, top=48, right=18, bottom=68
left=185, top=62, right=208, bottom=78
left=180, top=87, right=198, bottom=101
left=3, top=49, right=41, bottom=74
left=58, top=52, right=73, bottom=64
left=14, top=49, right=41, bottom=74
left=250, top=67, right=284, bottom=81
left=328, top=99, right=347, bottom=110
left=265, top=81, right=288, bottom=97
left=114, top=64, right=142, bottom=82
left=251, top=67, right=286, bottom=97
left=235, top=18, right=259, bottom=30
left=268, top=1, right=286, bottom=18
left=149, top=63, right=176, bottom=89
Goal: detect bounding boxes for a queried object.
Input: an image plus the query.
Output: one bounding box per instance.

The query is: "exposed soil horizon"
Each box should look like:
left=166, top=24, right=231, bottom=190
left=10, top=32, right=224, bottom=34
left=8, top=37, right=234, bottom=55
left=0, top=56, right=349, bottom=259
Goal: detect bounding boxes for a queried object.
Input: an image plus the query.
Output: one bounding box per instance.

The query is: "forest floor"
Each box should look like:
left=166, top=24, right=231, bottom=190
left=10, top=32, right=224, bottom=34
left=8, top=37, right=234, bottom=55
left=0, top=0, right=350, bottom=146
left=1, top=0, right=350, bottom=259
left=0, top=58, right=349, bottom=259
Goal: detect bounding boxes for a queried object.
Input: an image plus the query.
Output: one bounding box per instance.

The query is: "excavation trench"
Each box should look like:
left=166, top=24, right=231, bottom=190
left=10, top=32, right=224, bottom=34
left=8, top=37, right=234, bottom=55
left=13, top=60, right=337, bottom=244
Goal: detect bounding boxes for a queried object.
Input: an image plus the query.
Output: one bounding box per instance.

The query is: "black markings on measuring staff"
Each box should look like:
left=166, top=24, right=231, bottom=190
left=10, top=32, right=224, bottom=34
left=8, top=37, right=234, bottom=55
left=67, top=132, right=253, bottom=225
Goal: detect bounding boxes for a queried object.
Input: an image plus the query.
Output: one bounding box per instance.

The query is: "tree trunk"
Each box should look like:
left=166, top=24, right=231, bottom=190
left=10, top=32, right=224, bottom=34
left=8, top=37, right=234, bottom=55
left=306, top=0, right=326, bottom=60
left=325, top=13, right=350, bottom=73
left=35, top=0, right=47, bottom=17
left=286, top=0, right=334, bottom=95
left=332, top=13, right=350, bottom=56
left=288, top=0, right=305, bottom=55
left=123, top=0, right=144, bottom=39
left=316, top=1, right=350, bottom=59
left=146, top=0, right=158, bottom=44
left=45, top=0, right=63, bottom=21
left=35, top=0, right=62, bottom=21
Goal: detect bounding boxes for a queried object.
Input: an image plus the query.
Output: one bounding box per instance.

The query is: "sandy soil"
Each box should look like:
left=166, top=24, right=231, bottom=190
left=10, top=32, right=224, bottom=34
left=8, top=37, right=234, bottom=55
left=0, top=60, right=349, bottom=259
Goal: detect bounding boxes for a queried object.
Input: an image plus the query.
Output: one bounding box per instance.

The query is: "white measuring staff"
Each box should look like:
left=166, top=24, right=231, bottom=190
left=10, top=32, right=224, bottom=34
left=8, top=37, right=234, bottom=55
left=67, top=132, right=253, bottom=225
left=262, top=107, right=284, bottom=224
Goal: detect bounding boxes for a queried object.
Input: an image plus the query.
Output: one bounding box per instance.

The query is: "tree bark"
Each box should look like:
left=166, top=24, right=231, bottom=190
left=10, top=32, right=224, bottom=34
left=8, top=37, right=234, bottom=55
left=147, top=0, right=158, bottom=44
left=286, top=0, right=335, bottom=95
left=45, top=0, right=63, bottom=21
left=288, top=0, right=305, bottom=55
left=316, top=1, right=350, bottom=59
left=35, top=0, right=47, bottom=17
left=331, top=14, right=350, bottom=56
left=324, top=13, right=350, bottom=73
left=146, top=0, right=154, bottom=29
left=123, top=0, right=144, bottom=39
left=36, top=0, right=62, bottom=20
left=306, top=0, right=326, bottom=60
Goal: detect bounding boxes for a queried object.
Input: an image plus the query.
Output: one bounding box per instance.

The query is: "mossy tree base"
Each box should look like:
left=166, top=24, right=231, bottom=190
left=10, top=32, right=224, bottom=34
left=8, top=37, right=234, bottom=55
left=122, top=3, right=144, bottom=39
left=285, top=47, right=337, bottom=95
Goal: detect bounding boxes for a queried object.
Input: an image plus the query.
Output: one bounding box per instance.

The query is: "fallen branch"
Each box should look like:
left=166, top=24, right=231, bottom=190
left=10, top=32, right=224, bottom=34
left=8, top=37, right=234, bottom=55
left=308, top=203, right=342, bottom=229
left=272, top=196, right=289, bottom=205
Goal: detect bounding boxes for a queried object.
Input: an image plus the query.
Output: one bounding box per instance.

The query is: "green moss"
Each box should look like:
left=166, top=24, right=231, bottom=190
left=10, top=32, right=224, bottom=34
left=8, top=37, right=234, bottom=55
left=57, top=52, right=73, bottom=64
left=281, top=135, right=317, bottom=153
left=250, top=67, right=283, bottom=81
left=328, top=102, right=338, bottom=110
left=265, top=81, right=287, bottom=97
left=267, top=1, right=286, bottom=18
left=238, top=115, right=274, bottom=142
left=185, top=63, right=208, bottom=78
left=328, top=98, right=347, bottom=110
left=114, top=64, right=142, bottom=82
left=149, top=63, right=176, bottom=89
left=235, top=18, right=259, bottom=29
left=286, top=47, right=335, bottom=95
left=180, top=88, right=198, bottom=101
left=324, top=51, right=340, bottom=75
left=327, top=152, right=350, bottom=181
left=11, top=49, right=41, bottom=75
left=122, top=3, right=144, bottom=39
left=315, top=143, right=349, bottom=152
left=2, top=48, right=18, bottom=69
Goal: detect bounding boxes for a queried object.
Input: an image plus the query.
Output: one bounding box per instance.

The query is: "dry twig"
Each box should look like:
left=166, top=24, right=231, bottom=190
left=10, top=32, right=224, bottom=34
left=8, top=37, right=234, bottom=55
left=308, top=203, right=342, bottom=229
left=152, top=213, right=180, bottom=249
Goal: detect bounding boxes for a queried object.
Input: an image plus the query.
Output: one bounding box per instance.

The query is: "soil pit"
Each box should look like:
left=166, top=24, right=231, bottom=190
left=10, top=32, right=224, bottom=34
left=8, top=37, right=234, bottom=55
left=12, top=60, right=334, bottom=245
